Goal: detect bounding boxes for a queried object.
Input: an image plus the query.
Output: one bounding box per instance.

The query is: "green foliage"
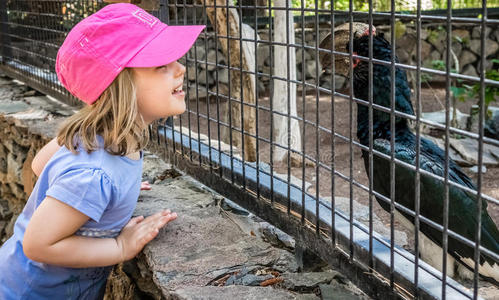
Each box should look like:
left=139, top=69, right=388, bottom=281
left=431, top=59, right=458, bottom=74
left=465, top=59, right=499, bottom=115
left=450, top=86, right=468, bottom=102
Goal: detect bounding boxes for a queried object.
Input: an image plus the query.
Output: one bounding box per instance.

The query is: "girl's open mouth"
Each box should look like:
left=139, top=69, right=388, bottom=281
left=172, top=86, right=184, bottom=96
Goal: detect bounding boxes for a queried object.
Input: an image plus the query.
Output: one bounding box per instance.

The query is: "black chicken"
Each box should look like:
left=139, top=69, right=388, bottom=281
left=319, top=24, right=499, bottom=282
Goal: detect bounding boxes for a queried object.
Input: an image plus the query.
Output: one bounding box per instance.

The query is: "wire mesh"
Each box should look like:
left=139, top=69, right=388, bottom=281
left=1, top=1, right=498, bottom=299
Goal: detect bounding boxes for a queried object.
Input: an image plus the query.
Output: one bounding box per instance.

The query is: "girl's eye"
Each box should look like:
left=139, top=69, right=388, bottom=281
left=157, top=65, right=167, bottom=70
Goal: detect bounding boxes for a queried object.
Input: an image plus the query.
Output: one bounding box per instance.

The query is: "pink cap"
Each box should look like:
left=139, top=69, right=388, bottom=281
left=55, top=3, right=206, bottom=105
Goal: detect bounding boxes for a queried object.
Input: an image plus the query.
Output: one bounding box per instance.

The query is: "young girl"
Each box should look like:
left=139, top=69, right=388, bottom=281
left=0, top=3, right=205, bottom=299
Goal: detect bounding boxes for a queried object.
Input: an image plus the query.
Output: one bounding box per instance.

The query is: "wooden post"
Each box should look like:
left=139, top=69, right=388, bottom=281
left=202, top=0, right=257, bottom=162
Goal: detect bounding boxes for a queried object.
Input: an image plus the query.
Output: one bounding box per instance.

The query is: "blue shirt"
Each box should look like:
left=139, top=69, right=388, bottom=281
left=0, top=134, right=143, bottom=299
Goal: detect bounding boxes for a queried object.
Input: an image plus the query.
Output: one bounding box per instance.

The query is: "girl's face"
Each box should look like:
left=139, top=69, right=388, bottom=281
left=132, top=60, right=186, bottom=125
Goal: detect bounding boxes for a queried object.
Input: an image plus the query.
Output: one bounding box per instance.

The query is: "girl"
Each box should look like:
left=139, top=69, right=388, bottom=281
left=0, top=3, right=205, bottom=299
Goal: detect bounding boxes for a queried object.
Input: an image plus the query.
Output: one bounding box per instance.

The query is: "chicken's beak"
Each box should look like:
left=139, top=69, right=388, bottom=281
left=319, top=22, right=376, bottom=77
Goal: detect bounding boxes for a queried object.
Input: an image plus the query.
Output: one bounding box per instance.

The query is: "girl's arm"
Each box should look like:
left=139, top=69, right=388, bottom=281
left=32, top=137, right=61, bottom=177
left=23, top=195, right=176, bottom=268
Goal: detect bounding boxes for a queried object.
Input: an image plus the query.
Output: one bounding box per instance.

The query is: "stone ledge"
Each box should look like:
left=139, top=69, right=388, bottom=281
left=104, top=153, right=370, bottom=299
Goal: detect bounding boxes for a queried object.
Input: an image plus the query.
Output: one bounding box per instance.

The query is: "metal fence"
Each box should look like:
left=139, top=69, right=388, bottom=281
left=1, top=1, right=498, bottom=299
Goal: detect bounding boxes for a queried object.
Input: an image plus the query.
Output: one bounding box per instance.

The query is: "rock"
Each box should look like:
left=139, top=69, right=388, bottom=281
left=449, top=137, right=499, bottom=166
left=430, top=49, right=441, bottom=61
left=486, top=39, right=499, bottom=57
left=296, top=48, right=312, bottom=66
left=173, top=286, right=316, bottom=300
left=305, top=31, right=315, bottom=43
left=485, top=113, right=499, bottom=141
left=280, top=271, right=336, bottom=291
left=422, top=107, right=469, bottom=130
left=421, top=40, right=432, bottom=59
left=0, top=101, right=31, bottom=114
left=217, top=67, right=229, bottom=84
left=472, top=26, right=491, bottom=39
left=334, top=75, right=347, bottom=90
left=320, top=74, right=347, bottom=91
left=8, top=109, right=49, bottom=120
left=319, top=283, right=366, bottom=300
left=452, top=29, right=470, bottom=43
left=187, top=84, right=208, bottom=100
left=468, top=165, right=487, bottom=174
left=257, top=45, right=270, bottom=67
left=493, top=29, right=499, bottom=42
left=477, top=59, right=494, bottom=73
left=428, top=30, right=446, bottom=53
left=258, top=220, right=296, bottom=250
left=206, top=49, right=226, bottom=71
left=141, top=153, right=172, bottom=184
left=188, top=45, right=206, bottom=61
left=419, top=28, right=429, bottom=40
left=187, top=64, right=198, bottom=81
left=210, top=84, right=229, bottom=98
left=451, top=40, right=463, bottom=58
left=468, top=39, right=481, bottom=55
left=396, top=34, right=416, bottom=57
left=468, top=39, right=499, bottom=57
left=196, top=69, right=215, bottom=87
left=240, top=274, right=274, bottom=286
left=305, top=60, right=317, bottom=79
left=396, top=48, right=410, bottom=62
left=462, top=65, right=478, bottom=78
left=459, top=50, right=477, bottom=67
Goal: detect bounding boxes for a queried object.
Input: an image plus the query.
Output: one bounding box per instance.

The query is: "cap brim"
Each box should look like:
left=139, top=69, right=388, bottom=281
left=125, top=24, right=206, bottom=67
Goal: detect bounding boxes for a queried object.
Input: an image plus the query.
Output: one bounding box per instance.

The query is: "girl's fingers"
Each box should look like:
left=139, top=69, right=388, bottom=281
left=142, top=210, right=174, bottom=224
left=140, top=181, right=152, bottom=190
left=126, top=215, right=144, bottom=227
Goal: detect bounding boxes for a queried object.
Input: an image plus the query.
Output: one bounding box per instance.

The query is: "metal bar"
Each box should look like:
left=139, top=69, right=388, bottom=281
left=441, top=0, right=452, bottom=297
left=473, top=1, right=487, bottom=298
left=367, top=0, right=374, bottom=273
left=414, top=0, right=422, bottom=296
left=268, top=0, right=274, bottom=206
left=238, top=0, right=245, bottom=189
left=329, top=0, right=337, bottom=248
left=348, top=0, right=354, bottom=261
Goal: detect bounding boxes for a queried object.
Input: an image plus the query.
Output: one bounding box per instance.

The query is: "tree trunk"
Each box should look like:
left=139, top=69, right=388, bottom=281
left=272, top=0, right=302, bottom=165
left=203, top=0, right=257, bottom=162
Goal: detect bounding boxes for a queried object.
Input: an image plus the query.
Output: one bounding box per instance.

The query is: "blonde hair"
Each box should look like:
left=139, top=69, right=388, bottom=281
left=56, top=67, right=150, bottom=156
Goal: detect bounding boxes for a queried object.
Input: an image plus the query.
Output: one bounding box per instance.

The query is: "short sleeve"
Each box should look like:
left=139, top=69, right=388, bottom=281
left=45, top=168, right=116, bottom=222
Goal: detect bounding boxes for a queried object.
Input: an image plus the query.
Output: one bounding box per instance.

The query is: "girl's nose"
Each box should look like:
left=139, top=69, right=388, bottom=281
left=175, top=62, right=186, bottom=77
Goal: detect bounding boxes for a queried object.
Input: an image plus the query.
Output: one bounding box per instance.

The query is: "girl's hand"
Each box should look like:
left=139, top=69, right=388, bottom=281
left=140, top=181, right=151, bottom=190
left=116, top=209, right=177, bottom=262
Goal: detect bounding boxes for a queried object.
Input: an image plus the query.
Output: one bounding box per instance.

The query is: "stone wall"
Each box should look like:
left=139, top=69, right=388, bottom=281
left=185, top=22, right=499, bottom=98
left=0, top=76, right=74, bottom=243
